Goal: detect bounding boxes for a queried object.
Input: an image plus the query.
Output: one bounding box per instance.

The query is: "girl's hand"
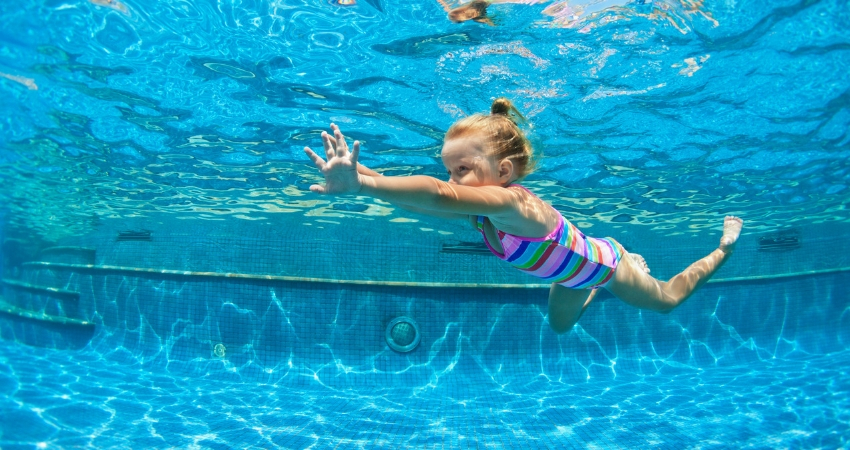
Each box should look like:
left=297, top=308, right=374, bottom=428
left=304, top=123, right=362, bottom=194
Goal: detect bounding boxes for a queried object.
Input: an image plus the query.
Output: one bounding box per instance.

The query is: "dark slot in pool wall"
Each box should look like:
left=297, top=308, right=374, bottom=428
left=117, top=230, right=152, bottom=241
left=440, top=241, right=491, bottom=255
left=759, top=230, right=801, bottom=252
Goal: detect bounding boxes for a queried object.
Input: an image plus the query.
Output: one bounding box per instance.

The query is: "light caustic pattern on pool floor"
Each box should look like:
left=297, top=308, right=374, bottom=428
left=0, top=341, right=847, bottom=449
left=1, top=270, right=848, bottom=448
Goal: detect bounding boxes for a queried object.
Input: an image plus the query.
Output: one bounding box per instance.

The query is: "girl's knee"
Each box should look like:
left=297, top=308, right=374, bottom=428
left=547, top=305, right=580, bottom=333
left=655, top=305, right=675, bottom=314
left=548, top=318, right=575, bottom=334
left=652, top=294, right=687, bottom=314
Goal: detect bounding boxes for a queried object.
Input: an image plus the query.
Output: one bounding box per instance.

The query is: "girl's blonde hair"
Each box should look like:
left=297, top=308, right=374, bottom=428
left=445, top=98, right=537, bottom=180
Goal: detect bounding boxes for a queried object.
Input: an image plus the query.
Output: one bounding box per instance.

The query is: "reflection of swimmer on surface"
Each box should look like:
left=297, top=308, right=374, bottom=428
left=437, top=0, right=547, bottom=25
left=304, top=98, right=744, bottom=334
left=544, top=0, right=718, bottom=33
left=89, top=0, right=129, bottom=15
left=0, top=72, right=38, bottom=90
left=437, top=0, right=718, bottom=33
left=445, top=0, right=492, bottom=25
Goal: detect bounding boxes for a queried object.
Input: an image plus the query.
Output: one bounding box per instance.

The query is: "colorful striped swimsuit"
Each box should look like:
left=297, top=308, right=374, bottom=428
left=476, top=192, right=623, bottom=289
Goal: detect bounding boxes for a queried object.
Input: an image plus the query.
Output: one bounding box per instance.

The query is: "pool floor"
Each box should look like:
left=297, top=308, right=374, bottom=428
left=1, top=340, right=847, bottom=449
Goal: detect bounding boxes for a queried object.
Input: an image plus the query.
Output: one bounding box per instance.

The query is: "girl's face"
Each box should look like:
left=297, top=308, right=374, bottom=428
left=441, top=136, right=507, bottom=186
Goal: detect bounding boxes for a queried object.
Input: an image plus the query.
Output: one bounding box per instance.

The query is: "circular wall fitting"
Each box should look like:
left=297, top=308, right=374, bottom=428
left=385, top=316, right=421, bottom=353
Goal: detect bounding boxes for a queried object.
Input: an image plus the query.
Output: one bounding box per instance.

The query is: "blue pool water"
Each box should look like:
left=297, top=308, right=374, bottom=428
left=1, top=0, right=849, bottom=448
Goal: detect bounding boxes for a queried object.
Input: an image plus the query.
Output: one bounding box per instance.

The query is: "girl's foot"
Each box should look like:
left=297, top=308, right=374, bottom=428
left=629, top=253, right=650, bottom=273
left=719, top=216, right=744, bottom=254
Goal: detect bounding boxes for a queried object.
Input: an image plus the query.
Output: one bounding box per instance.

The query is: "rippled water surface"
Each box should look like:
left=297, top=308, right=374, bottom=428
left=0, top=0, right=848, bottom=241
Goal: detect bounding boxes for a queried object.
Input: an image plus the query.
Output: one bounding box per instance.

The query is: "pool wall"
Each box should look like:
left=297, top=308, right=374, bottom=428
left=2, top=218, right=848, bottom=388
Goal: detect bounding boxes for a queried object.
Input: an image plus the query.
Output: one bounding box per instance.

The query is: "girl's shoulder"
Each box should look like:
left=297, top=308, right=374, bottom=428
left=505, top=183, right=540, bottom=200
left=488, top=184, right=560, bottom=237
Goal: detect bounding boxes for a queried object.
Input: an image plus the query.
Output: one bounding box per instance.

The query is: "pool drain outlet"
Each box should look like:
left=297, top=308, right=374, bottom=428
left=386, top=317, right=420, bottom=353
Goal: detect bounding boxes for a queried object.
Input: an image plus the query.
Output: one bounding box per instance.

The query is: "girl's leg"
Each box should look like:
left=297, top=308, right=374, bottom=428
left=547, top=284, right=598, bottom=333
left=605, top=216, right=743, bottom=313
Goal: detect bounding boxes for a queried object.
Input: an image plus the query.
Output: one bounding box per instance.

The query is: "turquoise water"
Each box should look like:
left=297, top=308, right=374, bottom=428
left=0, top=0, right=847, bottom=238
left=1, top=0, right=849, bottom=448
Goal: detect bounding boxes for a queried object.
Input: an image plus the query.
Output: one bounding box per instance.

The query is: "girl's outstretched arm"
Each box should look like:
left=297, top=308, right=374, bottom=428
left=304, top=124, right=521, bottom=218
left=355, top=162, right=469, bottom=220
left=358, top=175, right=517, bottom=217
left=356, top=163, right=381, bottom=177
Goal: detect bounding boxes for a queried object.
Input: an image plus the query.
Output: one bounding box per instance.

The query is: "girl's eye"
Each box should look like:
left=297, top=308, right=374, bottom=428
left=458, top=166, right=468, bottom=172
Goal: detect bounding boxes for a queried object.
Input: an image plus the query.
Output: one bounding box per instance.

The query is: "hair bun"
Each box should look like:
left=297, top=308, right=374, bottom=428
left=490, top=97, right=526, bottom=124
left=490, top=97, right=513, bottom=116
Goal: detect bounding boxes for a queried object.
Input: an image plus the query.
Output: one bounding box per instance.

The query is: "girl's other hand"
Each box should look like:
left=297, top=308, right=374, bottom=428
left=304, top=124, right=363, bottom=194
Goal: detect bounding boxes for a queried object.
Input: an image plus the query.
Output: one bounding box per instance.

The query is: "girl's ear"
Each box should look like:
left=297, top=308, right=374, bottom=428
left=498, top=158, right=515, bottom=183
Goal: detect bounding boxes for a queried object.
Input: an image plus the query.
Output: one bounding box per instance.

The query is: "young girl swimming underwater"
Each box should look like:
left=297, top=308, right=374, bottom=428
left=304, top=98, right=743, bottom=333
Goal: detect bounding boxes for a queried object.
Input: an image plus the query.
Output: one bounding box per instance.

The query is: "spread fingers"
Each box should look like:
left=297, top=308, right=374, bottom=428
left=304, top=147, right=326, bottom=169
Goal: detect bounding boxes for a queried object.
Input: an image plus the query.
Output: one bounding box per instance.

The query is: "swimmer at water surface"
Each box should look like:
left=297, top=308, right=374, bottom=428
left=304, top=98, right=743, bottom=333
